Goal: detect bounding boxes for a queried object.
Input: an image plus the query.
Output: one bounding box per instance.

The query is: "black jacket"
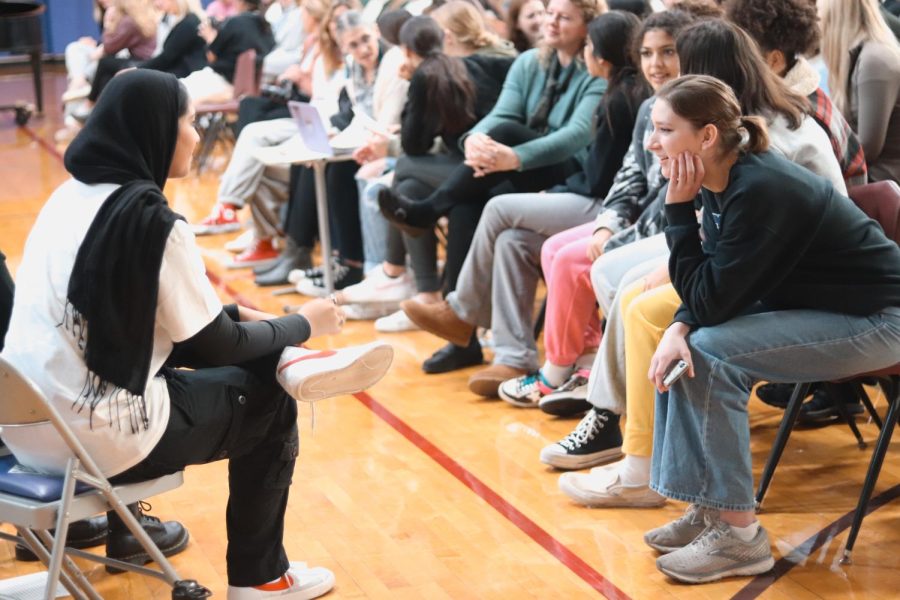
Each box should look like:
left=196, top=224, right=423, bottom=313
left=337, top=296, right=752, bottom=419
left=667, top=151, right=900, bottom=327
left=139, top=13, right=208, bottom=78
left=209, top=12, right=275, bottom=82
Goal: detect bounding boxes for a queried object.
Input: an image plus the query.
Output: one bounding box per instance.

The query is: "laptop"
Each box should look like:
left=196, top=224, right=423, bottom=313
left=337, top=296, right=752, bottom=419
left=288, top=101, right=335, bottom=157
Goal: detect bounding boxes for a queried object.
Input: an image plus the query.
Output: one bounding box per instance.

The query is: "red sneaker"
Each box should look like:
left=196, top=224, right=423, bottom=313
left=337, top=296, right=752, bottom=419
left=192, top=203, right=241, bottom=235
left=227, top=238, right=280, bottom=269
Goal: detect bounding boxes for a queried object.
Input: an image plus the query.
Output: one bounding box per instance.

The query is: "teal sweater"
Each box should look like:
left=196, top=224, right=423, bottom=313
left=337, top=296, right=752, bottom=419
left=466, top=48, right=607, bottom=171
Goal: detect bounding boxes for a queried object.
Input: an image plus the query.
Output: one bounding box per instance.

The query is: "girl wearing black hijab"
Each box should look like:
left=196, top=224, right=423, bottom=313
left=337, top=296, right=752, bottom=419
left=1, top=69, right=391, bottom=598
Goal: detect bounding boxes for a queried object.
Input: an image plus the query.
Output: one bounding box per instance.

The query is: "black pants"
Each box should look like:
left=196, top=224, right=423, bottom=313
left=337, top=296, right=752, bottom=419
left=285, top=160, right=364, bottom=263
left=0, top=250, right=13, bottom=352
left=234, top=96, right=293, bottom=138
left=426, top=121, right=580, bottom=217
left=111, top=351, right=297, bottom=587
left=89, top=56, right=136, bottom=103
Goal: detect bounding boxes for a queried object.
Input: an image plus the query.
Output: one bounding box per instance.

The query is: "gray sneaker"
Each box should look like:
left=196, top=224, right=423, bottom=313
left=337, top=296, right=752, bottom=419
left=644, top=504, right=718, bottom=553
left=655, top=518, right=775, bottom=583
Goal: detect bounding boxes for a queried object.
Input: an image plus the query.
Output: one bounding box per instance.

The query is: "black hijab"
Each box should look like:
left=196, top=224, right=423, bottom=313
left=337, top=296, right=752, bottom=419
left=62, top=69, right=186, bottom=425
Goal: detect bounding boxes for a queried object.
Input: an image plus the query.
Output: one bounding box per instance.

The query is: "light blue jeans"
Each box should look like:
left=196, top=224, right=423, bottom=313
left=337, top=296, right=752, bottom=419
left=651, top=306, right=900, bottom=512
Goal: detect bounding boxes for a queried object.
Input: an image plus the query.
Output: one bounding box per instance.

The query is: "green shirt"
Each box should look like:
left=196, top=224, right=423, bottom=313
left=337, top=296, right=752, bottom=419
left=466, top=48, right=607, bottom=171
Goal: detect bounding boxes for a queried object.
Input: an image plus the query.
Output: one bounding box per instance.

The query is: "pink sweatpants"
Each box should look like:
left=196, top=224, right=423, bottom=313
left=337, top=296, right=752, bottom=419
left=540, top=222, right=602, bottom=366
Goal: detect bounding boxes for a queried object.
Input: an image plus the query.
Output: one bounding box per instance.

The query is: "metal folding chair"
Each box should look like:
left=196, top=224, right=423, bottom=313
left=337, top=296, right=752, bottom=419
left=0, top=356, right=210, bottom=599
left=754, top=181, right=900, bottom=565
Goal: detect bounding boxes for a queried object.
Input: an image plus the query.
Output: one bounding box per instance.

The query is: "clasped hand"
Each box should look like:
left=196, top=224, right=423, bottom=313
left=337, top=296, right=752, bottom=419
left=464, top=133, right=520, bottom=177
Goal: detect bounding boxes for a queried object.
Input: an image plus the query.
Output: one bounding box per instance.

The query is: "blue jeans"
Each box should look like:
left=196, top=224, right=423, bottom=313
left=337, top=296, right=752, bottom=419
left=650, top=306, right=900, bottom=512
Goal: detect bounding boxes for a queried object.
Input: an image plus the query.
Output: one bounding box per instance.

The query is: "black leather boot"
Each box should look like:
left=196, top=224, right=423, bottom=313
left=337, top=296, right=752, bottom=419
left=422, top=332, right=483, bottom=374
left=105, top=502, right=189, bottom=574
left=15, top=514, right=108, bottom=561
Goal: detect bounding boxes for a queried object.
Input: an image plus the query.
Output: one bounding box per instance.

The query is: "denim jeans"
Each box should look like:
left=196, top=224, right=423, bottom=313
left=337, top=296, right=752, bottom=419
left=651, top=306, right=900, bottom=512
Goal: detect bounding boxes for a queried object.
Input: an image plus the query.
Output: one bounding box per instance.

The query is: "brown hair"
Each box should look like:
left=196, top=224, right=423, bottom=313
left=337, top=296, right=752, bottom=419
left=656, top=74, right=770, bottom=155
left=431, top=0, right=503, bottom=52
left=320, top=0, right=362, bottom=76
left=506, top=0, right=544, bottom=53
left=677, top=19, right=808, bottom=130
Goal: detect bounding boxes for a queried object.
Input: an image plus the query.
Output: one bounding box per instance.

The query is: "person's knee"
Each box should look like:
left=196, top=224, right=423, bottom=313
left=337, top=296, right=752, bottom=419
left=625, top=288, right=676, bottom=332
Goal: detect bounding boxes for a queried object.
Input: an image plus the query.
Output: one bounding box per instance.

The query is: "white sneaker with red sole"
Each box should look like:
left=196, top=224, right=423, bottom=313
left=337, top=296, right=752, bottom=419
left=192, top=203, right=241, bottom=235
left=276, top=342, right=394, bottom=402
left=227, top=562, right=335, bottom=600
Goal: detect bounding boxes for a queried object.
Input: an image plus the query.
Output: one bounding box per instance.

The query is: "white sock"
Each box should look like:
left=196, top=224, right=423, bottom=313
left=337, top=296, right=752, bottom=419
left=617, top=454, right=651, bottom=486
left=574, top=352, right=597, bottom=370
left=729, top=521, right=760, bottom=542
left=541, top=361, right=573, bottom=387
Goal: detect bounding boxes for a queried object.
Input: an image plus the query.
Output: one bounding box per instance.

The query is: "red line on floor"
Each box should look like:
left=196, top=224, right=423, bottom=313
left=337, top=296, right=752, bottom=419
left=204, top=268, right=266, bottom=312
left=21, top=124, right=64, bottom=162
left=354, top=390, right=630, bottom=600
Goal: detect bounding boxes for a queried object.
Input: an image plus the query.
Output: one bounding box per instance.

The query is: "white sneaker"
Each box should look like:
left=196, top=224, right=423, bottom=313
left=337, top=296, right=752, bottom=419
left=225, top=229, right=257, bottom=253
left=338, top=268, right=415, bottom=305
left=342, top=302, right=398, bottom=321
left=227, top=562, right=335, bottom=599
left=558, top=465, right=666, bottom=508
left=276, top=342, right=394, bottom=402
left=61, top=84, right=91, bottom=104
left=375, top=309, right=420, bottom=333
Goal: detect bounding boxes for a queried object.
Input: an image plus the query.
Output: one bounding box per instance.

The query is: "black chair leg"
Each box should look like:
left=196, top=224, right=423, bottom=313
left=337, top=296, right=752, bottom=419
left=841, top=376, right=899, bottom=565
left=756, top=382, right=812, bottom=511
left=832, top=383, right=867, bottom=449
left=533, top=296, right=547, bottom=340
left=854, top=380, right=884, bottom=430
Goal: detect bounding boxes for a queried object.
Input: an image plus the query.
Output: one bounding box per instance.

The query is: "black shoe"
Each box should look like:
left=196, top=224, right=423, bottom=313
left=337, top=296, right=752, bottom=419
left=295, top=263, right=364, bottom=295
left=422, top=336, right=483, bottom=374
left=539, top=408, right=623, bottom=470
left=797, top=385, right=864, bottom=425
left=755, top=382, right=809, bottom=409
left=254, top=246, right=313, bottom=286
left=105, top=502, right=190, bottom=574
left=15, top=515, right=108, bottom=562
left=377, top=187, right=431, bottom=237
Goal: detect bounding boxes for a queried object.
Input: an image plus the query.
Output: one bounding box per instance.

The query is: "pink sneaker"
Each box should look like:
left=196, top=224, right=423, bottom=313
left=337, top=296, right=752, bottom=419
left=193, top=203, right=241, bottom=235
left=276, top=342, right=394, bottom=402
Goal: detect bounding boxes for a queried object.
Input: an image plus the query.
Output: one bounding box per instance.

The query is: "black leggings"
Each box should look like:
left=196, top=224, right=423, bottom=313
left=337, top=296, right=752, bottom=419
left=425, top=121, right=580, bottom=217
left=284, top=161, right=364, bottom=263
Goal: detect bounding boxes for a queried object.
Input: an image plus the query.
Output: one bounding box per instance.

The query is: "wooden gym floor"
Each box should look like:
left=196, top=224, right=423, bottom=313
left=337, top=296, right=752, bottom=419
left=1, top=68, right=898, bottom=599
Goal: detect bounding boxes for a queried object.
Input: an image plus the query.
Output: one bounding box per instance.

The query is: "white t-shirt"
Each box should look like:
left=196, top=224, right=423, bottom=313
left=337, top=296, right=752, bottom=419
left=1, top=179, right=222, bottom=477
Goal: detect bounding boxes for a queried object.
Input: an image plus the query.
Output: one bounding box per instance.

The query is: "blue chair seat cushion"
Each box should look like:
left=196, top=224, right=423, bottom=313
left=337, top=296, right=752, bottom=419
left=0, top=455, right=91, bottom=502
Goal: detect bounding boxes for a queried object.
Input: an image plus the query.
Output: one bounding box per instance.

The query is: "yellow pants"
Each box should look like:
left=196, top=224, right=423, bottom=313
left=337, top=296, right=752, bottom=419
left=619, top=281, right=681, bottom=457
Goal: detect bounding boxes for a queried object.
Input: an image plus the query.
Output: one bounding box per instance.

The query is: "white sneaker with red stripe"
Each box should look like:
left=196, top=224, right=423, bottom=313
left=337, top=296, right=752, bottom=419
left=192, top=203, right=241, bottom=235
left=227, top=562, right=335, bottom=599
left=276, top=342, right=394, bottom=402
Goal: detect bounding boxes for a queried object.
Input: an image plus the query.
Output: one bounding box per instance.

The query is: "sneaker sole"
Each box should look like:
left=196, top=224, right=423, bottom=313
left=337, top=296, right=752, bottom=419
left=539, top=446, right=623, bottom=471
left=105, top=528, right=190, bottom=574
left=539, top=396, right=592, bottom=417
left=498, top=387, right=541, bottom=408
left=296, top=345, right=394, bottom=402
left=559, top=477, right=666, bottom=508
left=192, top=223, right=241, bottom=236
left=226, top=257, right=279, bottom=270
left=657, top=555, right=775, bottom=584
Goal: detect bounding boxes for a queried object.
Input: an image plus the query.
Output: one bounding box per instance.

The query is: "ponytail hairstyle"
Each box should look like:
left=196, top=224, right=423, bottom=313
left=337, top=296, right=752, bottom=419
left=657, top=74, right=770, bottom=156
left=819, top=0, right=900, bottom=114
left=431, top=0, right=504, bottom=53
left=320, top=0, right=362, bottom=76
left=399, top=16, right=477, bottom=135
left=676, top=19, right=809, bottom=130
left=587, top=10, right=647, bottom=134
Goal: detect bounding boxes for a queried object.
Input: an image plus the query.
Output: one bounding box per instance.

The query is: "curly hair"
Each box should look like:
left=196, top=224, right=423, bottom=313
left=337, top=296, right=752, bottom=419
left=724, top=0, right=820, bottom=59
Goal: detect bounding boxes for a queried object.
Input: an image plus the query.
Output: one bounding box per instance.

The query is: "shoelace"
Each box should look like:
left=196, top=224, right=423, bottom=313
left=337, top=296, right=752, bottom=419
left=516, top=373, right=540, bottom=392
left=559, top=410, right=607, bottom=450
left=137, top=500, right=161, bottom=524
left=686, top=516, right=728, bottom=550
